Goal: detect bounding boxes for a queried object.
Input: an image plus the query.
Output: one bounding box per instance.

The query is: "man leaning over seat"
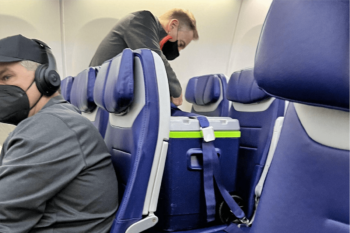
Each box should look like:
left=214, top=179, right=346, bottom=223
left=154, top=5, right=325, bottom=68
left=0, top=35, right=118, bottom=233
left=90, top=8, right=199, bottom=106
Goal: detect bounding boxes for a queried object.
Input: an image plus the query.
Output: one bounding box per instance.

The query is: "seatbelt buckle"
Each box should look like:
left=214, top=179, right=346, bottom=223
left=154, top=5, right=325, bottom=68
left=239, top=217, right=249, bottom=225
left=200, top=126, right=215, bottom=142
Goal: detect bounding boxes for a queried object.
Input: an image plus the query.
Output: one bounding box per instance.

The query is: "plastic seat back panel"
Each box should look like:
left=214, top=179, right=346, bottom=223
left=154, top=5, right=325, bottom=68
left=250, top=104, right=349, bottom=233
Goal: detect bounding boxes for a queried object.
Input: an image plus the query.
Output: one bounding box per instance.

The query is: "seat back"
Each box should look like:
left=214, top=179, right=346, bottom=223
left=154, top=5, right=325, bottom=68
left=226, top=68, right=285, bottom=218
left=94, top=48, right=170, bottom=233
left=185, top=74, right=229, bottom=116
left=60, top=75, right=74, bottom=102
left=250, top=0, right=349, bottom=232
left=70, top=67, right=109, bottom=138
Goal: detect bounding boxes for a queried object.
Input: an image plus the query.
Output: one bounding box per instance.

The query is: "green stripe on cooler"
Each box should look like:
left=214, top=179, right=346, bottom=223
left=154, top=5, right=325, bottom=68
left=169, top=131, right=241, bottom=138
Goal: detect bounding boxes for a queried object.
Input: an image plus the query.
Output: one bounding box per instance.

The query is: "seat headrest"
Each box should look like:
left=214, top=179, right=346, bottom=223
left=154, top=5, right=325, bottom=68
left=226, top=68, right=269, bottom=104
left=185, top=74, right=222, bottom=105
left=70, top=67, right=97, bottom=113
left=61, top=76, right=74, bottom=102
left=94, top=48, right=134, bottom=114
left=255, top=0, right=349, bottom=111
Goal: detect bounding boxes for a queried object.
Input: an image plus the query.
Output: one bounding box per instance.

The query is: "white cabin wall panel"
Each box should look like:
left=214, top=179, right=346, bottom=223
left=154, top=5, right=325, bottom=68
left=227, top=0, right=273, bottom=75
left=0, top=123, right=15, bottom=148
left=62, top=0, right=242, bottom=111
left=0, top=0, right=63, bottom=78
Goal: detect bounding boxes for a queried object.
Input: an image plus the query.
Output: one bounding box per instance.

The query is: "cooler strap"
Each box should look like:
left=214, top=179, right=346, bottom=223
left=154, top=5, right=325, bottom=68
left=169, top=105, right=248, bottom=226
left=170, top=106, right=218, bottom=221
left=195, top=116, right=247, bottom=224
left=202, top=141, right=216, bottom=222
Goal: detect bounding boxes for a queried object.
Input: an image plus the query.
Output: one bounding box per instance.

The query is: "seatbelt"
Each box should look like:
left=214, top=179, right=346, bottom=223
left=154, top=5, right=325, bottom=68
left=193, top=116, right=248, bottom=225
left=248, top=117, right=284, bottom=226
left=170, top=105, right=248, bottom=229
left=193, top=116, right=216, bottom=221
left=170, top=105, right=217, bottom=220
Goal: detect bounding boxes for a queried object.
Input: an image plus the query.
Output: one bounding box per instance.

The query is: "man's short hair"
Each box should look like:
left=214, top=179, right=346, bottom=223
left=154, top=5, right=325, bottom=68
left=20, top=60, right=41, bottom=71
left=19, top=60, right=61, bottom=93
left=160, top=8, right=199, bottom=40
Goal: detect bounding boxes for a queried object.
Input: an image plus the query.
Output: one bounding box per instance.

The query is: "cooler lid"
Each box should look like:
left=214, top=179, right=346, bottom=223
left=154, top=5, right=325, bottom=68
left=170, top=117, right=240, bottom=131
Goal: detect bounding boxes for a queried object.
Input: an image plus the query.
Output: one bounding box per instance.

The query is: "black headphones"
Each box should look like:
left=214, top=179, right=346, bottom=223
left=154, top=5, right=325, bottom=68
left=32, top=39, right=61, bottom=96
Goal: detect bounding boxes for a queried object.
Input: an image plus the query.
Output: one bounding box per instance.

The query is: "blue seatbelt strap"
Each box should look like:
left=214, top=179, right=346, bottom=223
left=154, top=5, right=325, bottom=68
left=193, top=116, right=248, bottom=226
left=195, top=116, right=216, bottom=221
left=170, top=105, right=248, bottom=229
left=212, top=144, right=246, bottom=220
left=202, top=140, right=216, bottom=221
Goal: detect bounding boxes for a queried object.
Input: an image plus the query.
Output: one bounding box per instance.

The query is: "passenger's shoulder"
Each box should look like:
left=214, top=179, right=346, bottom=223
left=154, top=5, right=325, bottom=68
left=131, top=10, right=157, bottom=22
left=15, top=110, right=74, bottom=137
left=4, top=112, right=86, bottom=165
left=132, top=10, right=153, bottom=16
left=42, top=105, right=95, bottom=130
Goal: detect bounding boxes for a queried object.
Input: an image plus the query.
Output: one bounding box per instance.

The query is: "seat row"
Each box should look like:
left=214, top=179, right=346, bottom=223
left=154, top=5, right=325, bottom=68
left=184, top=69, right=286, bottom=221
left=62, top=62, right=285, bottom=228
left=63, top=49, right=171, bottom=233
left=60, top=0, right=349, bottom=232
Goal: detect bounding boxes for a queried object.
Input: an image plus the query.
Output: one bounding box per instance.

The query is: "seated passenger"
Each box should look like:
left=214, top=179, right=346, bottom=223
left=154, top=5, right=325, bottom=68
left=0, top=35, right=118, bottom=232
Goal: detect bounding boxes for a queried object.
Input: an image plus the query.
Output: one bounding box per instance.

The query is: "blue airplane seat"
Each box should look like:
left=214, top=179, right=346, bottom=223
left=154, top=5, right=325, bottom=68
left=70, top=67, right=109, bottom=138
left=249, top=0, right=349, bottom=232
left=185, top=74, right=229, bottom=116
left=94, top=48, right=171, bottom=233
left=60, top=75, right=74, bottom=102
left=226, top=68, right=285, bottom=219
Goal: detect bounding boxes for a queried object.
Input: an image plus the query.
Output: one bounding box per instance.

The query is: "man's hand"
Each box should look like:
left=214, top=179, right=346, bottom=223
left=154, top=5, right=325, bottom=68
left=171, top=93, right=183, bottom=106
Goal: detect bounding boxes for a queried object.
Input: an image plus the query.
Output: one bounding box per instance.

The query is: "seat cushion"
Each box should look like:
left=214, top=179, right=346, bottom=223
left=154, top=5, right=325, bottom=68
left=70, top=67, right=97, bottom=112
left=254, top=0, right=349, bottom=111
left=60, top=76, right=74, bottom=102
left=94, top=48, right=134, bottom=114
left=185, top=75, right=221, bottom=105
left=227, top=68, right=269, bottom=104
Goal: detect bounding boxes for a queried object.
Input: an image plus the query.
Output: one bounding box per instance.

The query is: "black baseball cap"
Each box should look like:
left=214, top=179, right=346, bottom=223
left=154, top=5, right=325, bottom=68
left=0, top=34, right=48, bottom=64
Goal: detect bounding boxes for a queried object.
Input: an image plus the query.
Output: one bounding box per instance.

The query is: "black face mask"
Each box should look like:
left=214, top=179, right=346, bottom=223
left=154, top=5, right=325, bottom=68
left=162, top=40, right=180, bottom=61
left=0, top=82, right=41, bottom=126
